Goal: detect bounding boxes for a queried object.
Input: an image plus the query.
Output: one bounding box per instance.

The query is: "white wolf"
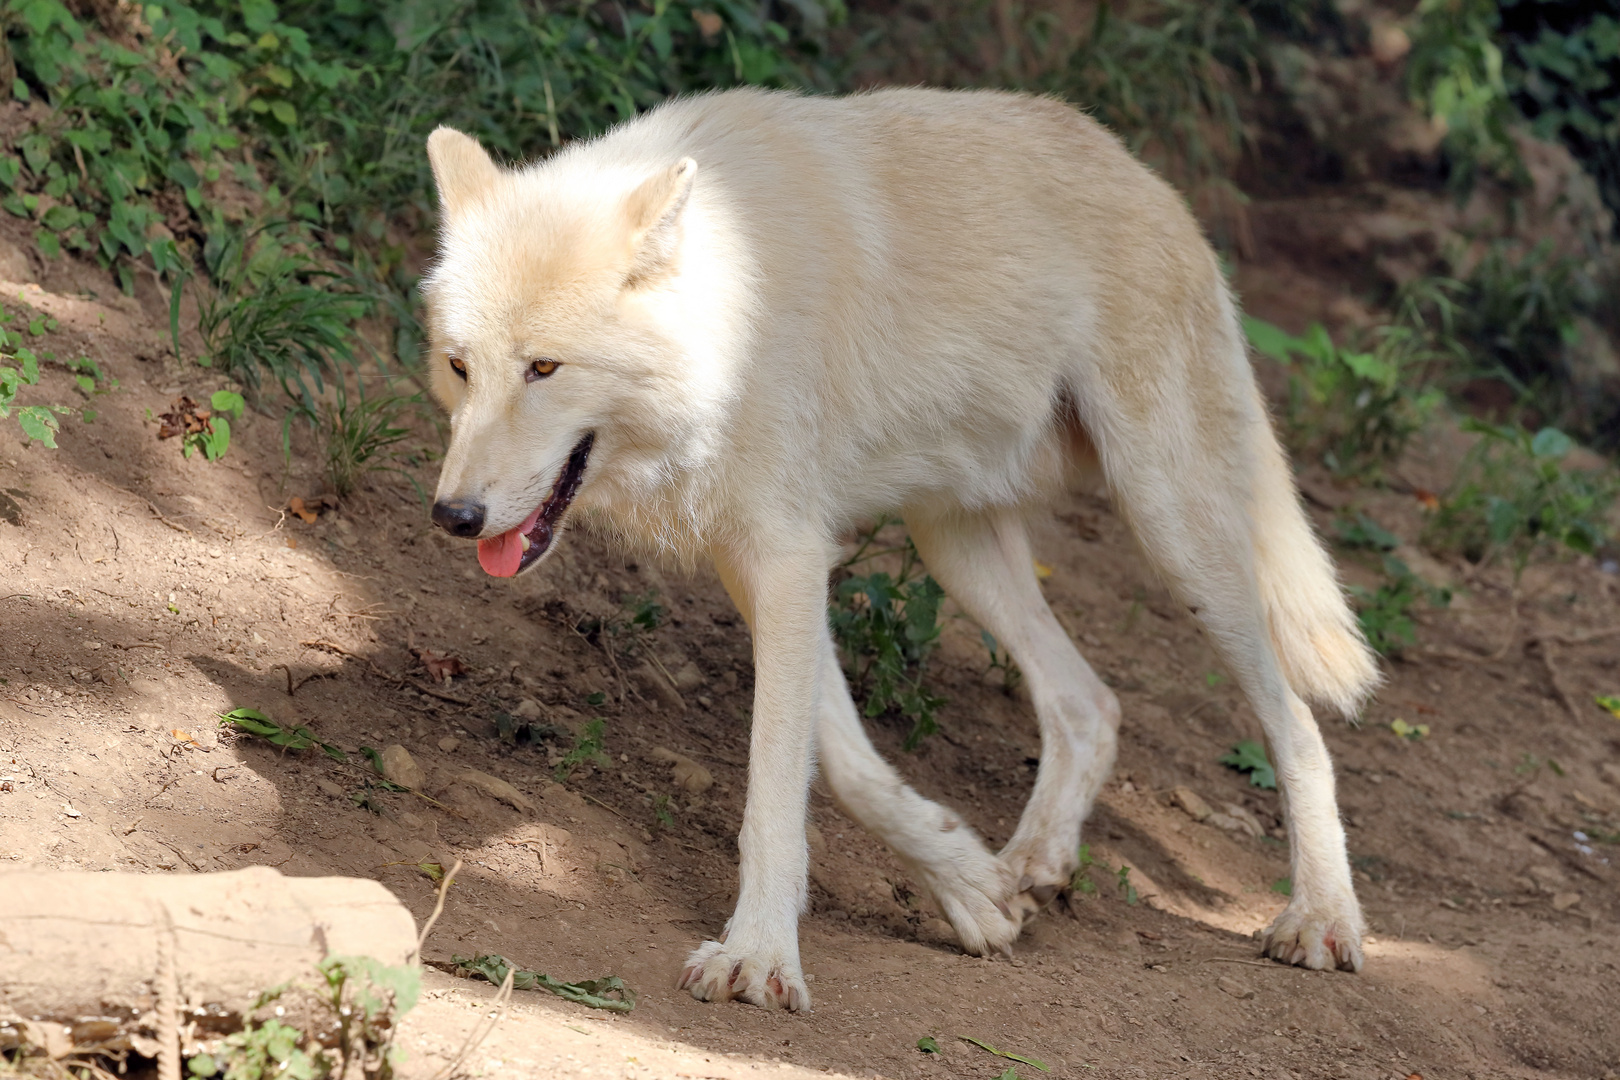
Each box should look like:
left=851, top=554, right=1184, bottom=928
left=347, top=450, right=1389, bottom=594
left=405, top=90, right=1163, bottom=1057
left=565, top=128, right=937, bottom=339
left=423, top=87, right=1378, bottom=1012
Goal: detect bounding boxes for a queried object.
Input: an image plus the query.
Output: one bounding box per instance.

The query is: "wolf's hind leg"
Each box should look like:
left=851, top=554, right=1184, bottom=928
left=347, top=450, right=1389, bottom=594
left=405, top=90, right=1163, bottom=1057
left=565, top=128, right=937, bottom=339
left=815, top=632, right=1021, bottom=955
left=907, top=506, right=1121, bottom=927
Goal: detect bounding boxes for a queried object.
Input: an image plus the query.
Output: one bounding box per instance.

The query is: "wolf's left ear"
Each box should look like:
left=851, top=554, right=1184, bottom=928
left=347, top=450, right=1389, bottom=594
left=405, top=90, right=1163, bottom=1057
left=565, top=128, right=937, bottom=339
left=427, top=127, right=499, bottom=219
left=623, top=158, right=697, bottom=286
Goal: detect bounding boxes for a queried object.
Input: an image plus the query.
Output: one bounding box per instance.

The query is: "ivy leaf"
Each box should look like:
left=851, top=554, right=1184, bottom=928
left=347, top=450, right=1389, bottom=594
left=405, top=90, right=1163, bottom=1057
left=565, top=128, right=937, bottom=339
left=1219, top=739, right=1277, bottom=790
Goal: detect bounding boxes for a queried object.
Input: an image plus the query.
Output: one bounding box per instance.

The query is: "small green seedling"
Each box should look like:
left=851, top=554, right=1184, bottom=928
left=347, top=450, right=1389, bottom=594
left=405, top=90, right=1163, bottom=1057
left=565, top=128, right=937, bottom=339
left=452, top=954, right=635, bottom=1011
left=916, top=1036, right=941, bottom=1054
left=554, top=718, right=610, bottom=782
left=1271, top=877, right=1293, bottom=896
left=1390, top=718, right=1429, bottom=740
left=957, top=1035, right=1049, bottom=1072
left=1220, top=739, right=1277, bottom=790
left=1116, top=865, right=1138, bottom=906
left=1595, top=695, right=1620, bottom=720
left=982, top=630, right=1023, bottom=693
left=1069, top=843, right=1099, bottom=895
left=652, top=793, right=675, bottom=829
left=183, top=390, right=245, bottom=461
left=830, top=523, right=949, bottom=750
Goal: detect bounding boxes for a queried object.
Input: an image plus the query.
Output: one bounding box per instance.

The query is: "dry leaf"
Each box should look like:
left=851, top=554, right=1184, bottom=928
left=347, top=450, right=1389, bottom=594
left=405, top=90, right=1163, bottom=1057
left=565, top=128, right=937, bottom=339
left=693, top=9, right=722, bottom=37
left=288, top=496, right=318, bottom=525
left=413, top=648, right=467, bottom=683
left=156, top=396, right=212, bottom=440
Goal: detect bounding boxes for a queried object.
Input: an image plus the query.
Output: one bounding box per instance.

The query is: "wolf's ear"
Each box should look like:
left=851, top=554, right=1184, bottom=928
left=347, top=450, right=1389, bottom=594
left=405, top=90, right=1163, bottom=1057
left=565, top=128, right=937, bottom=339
left=427, top=127, right=499, bottom=218
left=623, top=158, right=697, bottom=286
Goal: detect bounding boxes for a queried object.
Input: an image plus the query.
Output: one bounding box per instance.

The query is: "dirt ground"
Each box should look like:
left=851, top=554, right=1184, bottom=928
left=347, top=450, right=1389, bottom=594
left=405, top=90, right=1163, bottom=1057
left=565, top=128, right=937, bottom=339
left=2, top=223, right=1619, bottom=1080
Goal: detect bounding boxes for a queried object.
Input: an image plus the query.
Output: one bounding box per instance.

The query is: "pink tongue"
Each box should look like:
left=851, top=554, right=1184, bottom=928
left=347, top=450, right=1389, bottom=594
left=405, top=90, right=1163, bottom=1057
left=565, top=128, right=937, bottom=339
left=475, top=505, right=545, bottom=578
left=476, top=530, right=524, bottom=577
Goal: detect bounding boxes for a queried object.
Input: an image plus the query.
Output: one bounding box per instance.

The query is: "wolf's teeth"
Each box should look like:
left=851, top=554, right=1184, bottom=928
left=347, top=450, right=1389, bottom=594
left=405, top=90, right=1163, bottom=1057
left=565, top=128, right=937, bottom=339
left=520, top=534, right=531, bottom=552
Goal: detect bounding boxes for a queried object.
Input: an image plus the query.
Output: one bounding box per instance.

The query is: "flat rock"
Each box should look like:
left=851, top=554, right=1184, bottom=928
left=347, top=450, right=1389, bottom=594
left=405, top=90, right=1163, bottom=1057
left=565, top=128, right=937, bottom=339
left=458, top=769, right=536, bottom=813
left=1171, top=786, right=1212, bottom=822
left=380, top=745, right=425, bottom=791
left=1216, top=976, right=1255, bottom=999
left=650, top=746, right=713, bottom=794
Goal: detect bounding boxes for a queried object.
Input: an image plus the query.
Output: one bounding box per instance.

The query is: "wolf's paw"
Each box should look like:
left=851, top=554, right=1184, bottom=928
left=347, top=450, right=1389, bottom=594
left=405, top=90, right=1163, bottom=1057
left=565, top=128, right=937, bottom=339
left=1261, top=899, right=1365, bottom=972
left=997, top=846, right=1075, bottom=928
left=678, top=940, right=810, bottom=1011
left=913, top=846, right=1023, bottom=956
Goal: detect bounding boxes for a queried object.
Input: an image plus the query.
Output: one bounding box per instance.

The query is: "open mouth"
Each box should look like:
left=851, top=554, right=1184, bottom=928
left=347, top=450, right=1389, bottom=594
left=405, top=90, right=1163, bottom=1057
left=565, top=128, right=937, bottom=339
left=476, top=433, right=594, bottom=578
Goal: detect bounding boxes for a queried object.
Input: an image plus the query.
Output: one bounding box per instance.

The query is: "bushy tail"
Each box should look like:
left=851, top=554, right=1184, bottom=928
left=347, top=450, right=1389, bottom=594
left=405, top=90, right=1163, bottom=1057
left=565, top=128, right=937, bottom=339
left=1248, top=419, right=1381, bottom=717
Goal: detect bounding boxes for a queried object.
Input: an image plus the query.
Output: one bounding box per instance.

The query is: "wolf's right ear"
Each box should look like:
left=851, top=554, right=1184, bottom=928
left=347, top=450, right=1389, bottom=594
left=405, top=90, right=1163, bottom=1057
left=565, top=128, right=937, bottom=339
left=427, top=127, right=499, bottom=219
left=623, top=158, right=697, bottom=286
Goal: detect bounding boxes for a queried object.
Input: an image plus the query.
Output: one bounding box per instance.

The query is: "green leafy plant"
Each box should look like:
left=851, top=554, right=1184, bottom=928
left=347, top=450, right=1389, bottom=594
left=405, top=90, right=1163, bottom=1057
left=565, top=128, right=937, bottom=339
left=221, top=707, right=347, bottom=761
left=1069, top=842, right=1099, bottom=896
left=184, top=955, right=419, bottom=1080
left=1052, top=0, right=1257, bottom=225
left=181, top=390, right=246, bottom=461
left=1450, top=240, right=1589, bottom=420
left=1407, top=0, right=1524, bottom=193
left=1425, top=421, right=1617, bottom=576
left=1245, top=315, right=1444, bottom=477
left=1220, top=739, right=1278, bottom=789
left=1335, top=512, right=1400, bottom=552
left=451, top=954, right=635, bottom=1012
left=957, top=1035, right=1049, bottom=1072
left=917, top=1036, right=942, bottom=1054
left=0, top=312, right=108, bottom=447
left=830, top=524, right=948, bottom=750
left=1350, top=555, right=1451, bottom=657
left=1390, top=718, right=1431, bottom=740
left=307, top=384, right=419, bottom=498
left=198, top=227, right=371, bottom=401
left=1271, top=876, right=1293, bottom=896
left=1116, top=864, right=1139, bottom=906
left=554, top=718, right=609, bottom=782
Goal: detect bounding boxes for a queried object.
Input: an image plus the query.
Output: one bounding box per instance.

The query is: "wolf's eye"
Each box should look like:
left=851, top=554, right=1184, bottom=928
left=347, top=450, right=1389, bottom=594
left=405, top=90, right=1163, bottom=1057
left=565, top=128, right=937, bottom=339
left=447, top=355, right=467, bottom=380
left=527, top=358, right=560, bottom=382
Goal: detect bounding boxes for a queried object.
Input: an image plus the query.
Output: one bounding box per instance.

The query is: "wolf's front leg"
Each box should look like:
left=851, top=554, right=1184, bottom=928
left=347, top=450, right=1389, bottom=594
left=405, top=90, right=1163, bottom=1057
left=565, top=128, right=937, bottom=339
left=678, top=539, right=828, bottom=1011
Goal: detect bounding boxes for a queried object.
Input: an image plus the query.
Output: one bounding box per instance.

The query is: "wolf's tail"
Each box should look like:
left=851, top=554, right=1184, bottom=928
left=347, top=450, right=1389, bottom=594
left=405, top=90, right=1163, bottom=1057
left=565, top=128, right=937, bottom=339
left=1247, top=416, right=1381, bottom=717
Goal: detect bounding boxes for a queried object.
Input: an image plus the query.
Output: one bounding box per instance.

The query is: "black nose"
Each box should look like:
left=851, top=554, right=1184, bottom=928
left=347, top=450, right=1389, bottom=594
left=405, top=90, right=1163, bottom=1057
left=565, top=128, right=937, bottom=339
left=431, top=499, right=485, bottom=538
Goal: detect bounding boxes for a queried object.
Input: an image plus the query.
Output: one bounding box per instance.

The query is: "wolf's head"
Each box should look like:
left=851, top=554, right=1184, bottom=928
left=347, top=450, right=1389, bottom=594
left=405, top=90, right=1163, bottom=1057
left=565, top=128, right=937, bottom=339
left=422, top=126, right=712, bottom=577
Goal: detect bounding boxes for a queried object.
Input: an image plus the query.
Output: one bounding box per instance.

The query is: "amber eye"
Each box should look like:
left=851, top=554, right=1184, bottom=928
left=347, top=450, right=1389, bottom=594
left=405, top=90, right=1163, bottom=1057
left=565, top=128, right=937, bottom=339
left=447, top=354, right=467, bottom=380
left=528, top=358, right=560, bottom=382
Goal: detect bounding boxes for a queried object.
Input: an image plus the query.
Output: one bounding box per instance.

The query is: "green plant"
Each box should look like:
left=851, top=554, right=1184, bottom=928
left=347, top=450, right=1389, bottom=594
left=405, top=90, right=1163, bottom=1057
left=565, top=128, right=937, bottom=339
left=1350, top=555, right=1451, bottom=657
left=1425, top=420, right=1617, bottom=576
left=1116, top=864, right=1139, bottom=905
left=1407, top=0, right=1524, bottom=193
left=829, top=525, right=948, bottom=750
left=1498, top=2, right=1620, bottom=224
left=0, top=312, right=110, bottom=447
left=197, top=226, right=370, bottom=401
left=1051, top=0, right=1256, bottom=223
left=1335, top=512, right=1400, bottom=552
left=310, top=383, right=419, bottom=498
left=554, top=718, right=609, bottom=782
left=185, top=956, right=419, bottom=1080
left=182, top=390, right=246, bottom=461
left=981, top=629, right=1023, bottom=693
left=1069, top=842, right=1099, bottom=896
left=451, top=954, right=635, bottom=1011
left=222, top=707, right=348, bottom=761
left=1246, top=315, right=1446, bottom=477
left=1451, top=240, right=1589, bottom=418
left=957, top=1036, right=1049, bottom=1072
left=1220, top=739, right=1278, bottom=789
left=1390, top=718, right=1431, bottom=740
